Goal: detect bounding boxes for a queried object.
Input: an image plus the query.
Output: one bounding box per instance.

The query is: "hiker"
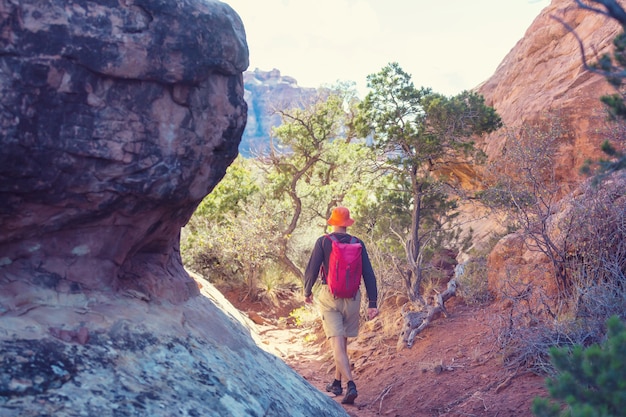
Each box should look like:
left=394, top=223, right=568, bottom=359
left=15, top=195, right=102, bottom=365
left=304, top=206, right=379, bottom=405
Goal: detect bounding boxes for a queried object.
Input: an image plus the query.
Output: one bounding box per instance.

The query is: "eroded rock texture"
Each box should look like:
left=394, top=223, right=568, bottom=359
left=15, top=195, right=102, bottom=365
left=477, top=0, right=622, bottom=192
left=242, top=68, right=317, bottom=156
left=0, top=278, right=348, bottom=417
left=454, top=0, right=625, bottom=267
left=476, top=1, right=626, bottom=297
left=0, top=0, right=249, bottom=302
left=0, top=1, right=348, bottom=416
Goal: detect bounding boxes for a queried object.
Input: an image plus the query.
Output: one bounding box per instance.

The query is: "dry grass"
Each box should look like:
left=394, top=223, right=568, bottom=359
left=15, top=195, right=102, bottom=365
left=491, top=174, right=626, bottom=376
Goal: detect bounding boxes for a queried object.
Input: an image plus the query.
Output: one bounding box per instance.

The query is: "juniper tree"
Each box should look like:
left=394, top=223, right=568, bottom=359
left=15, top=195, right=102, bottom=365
left=355, top=62, right=501, bottom=303
left=532, top=315, right=626, bottom=417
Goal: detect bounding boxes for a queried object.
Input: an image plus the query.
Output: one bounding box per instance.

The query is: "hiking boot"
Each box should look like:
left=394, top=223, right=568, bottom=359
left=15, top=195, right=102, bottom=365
left=325, top=382, right=342, bottom=396
left=341, top=383, right=358, bottom=404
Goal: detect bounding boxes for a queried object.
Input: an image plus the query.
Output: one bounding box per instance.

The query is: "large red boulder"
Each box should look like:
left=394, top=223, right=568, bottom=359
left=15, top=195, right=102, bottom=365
left=0, top=0, right=248, bottom=303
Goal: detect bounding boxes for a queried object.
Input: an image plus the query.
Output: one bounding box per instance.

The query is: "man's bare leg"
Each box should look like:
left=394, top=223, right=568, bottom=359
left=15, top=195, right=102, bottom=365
left=330, top=336, right=352, bottom=382
left=330, top=335, right=358, bottom=403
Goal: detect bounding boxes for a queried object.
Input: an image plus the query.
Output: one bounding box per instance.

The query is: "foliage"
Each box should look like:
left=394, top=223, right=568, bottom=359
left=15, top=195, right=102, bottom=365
left=348, top=173, right=411, bottom=259
left=182, top=156, right=261, bottom=283
left=258, top=83, right=379, bottom=281
left=355, top=62, right=501, bottom=303
left=182, top=155, right=298, bottom=297
left=191, top=156, right=259, bottom=224
left=565, top=173, right=626, bottom=325
left=481, top=115, right=574, bottom=294
left=257, top=264, right=299, bottom=307
left=183, top=83, right=387, bottom=298
left=289, top=305, right=319, bottom=328
left=492, top=272, right=602, bottom=376
left=490, top=172, right=626, bottom=377
left=580, top=121, right=626, bottom=183
left=184, top=201, right=275, bottom=292
left=582, top=1, right=626, bottom=120
left=532, top=316, right=626, bottom=417
left=456, top=256, right=493, bottom=306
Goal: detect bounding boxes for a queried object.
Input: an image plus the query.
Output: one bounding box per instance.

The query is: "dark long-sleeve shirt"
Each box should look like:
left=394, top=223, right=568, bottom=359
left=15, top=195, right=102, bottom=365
left=303, top=232, right=378, bottom=308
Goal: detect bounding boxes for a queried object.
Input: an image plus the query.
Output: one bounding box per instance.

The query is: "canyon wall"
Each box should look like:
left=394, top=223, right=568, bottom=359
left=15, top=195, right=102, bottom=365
left=242, top=68, right=317, bottom=156
left=471, top=0, right=625, bottom=294
left=478, top=0, right=621, bottom=189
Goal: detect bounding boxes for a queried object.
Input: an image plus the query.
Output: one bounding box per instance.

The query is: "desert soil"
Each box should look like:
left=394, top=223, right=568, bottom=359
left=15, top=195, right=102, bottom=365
left=221, top=288, right=547, bottom=417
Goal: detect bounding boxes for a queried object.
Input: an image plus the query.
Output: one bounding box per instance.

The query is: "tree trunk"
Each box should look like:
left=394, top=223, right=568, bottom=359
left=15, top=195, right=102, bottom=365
left=406, top=174, right=427, bottom=304
left=398, top=279, right=458, bottom=349
left=279, top=254, right=304, bottom=282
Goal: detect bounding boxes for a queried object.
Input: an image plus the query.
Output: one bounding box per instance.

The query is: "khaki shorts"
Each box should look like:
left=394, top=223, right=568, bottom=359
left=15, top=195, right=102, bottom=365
left=316, top=285, right=361, bottom=338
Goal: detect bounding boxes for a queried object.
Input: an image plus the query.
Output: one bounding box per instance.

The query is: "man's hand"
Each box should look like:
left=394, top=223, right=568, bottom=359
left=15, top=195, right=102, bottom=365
left=305, top=294, right=313, bottom=304
left=367, top=308, right=379, bottom=320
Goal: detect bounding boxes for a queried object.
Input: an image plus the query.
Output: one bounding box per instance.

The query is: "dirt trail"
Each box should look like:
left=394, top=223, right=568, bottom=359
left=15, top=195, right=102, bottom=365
left=225, top=289, right=547, bottom=417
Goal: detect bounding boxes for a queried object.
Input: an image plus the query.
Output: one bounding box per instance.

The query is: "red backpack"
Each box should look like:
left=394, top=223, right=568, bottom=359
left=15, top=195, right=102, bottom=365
left=324, top=234, right=363, bottom=298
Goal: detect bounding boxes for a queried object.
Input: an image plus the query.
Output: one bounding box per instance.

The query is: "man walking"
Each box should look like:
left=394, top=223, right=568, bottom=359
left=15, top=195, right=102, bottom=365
left=304, top=206, right=379, bottom=405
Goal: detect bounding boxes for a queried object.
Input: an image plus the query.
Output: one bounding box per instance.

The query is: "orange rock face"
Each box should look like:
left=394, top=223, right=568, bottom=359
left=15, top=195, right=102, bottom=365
left=478, top=0, right=621, bottom=189
left=468, top=0, right=625, bottom=296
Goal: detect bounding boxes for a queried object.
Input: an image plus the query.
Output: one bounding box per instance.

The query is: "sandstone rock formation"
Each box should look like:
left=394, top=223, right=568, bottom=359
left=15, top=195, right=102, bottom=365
left=0, top=1, right=348, bottom=416
left=486, top=170, right=626, bottom=297
left=0, top=0, right=249, bottom=303
left=242, top=68, right=317, bottom=156
left=0, top=273, right=348, bottom=417
left=471, top=0, right=626, bottom=296
left=478, top=0, right=621, bottom=191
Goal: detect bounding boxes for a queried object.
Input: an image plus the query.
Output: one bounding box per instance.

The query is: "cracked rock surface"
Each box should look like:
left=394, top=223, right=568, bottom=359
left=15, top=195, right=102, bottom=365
left=0, top=281, right=348, bottom=416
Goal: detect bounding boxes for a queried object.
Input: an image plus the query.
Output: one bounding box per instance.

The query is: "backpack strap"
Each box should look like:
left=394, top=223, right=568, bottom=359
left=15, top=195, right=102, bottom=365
left=326, top=233, right=357, bottom=244
left=321, top=235, right=330, bottom=280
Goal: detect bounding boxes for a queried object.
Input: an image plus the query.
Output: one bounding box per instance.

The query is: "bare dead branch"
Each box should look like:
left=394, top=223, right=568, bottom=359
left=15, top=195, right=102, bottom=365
left=550, top=14, right=594, bottom=72
left=397, top=279, right=458, bottom=349
left=551, top=1, right=626, bottom=80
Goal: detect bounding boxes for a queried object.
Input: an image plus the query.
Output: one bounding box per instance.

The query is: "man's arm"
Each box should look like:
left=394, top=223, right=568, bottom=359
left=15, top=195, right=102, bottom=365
left=360, top=243, right=378, bottom=309
left=303, top=236, right=325, bottom=300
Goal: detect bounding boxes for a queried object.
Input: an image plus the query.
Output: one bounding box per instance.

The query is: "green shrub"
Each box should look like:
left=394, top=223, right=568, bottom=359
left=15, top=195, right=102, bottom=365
left=532, top=316, right=626, bottom=417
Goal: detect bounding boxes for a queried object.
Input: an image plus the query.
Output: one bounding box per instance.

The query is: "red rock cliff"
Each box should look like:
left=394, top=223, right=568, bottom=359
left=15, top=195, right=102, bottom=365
left=478, top=0, right=622, bottom=190
left=472, top=0, right=626, bottom=296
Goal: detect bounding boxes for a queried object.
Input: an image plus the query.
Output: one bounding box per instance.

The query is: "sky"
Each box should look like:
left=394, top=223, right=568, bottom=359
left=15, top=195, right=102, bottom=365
left=224, top=0, right=551, bottom=97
